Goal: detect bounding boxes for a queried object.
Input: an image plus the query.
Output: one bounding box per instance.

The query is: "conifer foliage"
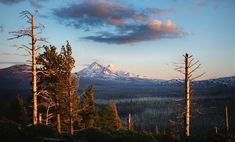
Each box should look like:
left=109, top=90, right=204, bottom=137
left=94, top=102, right=122, bottom=130
left=37, top=41, right=123, bottom=134
left=109, top=101, right=122, bottom=130
left=83, top=84, right=96, bottom=128
left=37, top=42, right=81, bottom=135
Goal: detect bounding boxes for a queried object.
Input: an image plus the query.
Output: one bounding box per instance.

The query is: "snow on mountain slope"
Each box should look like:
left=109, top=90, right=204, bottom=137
left=79, top=62, right=147, bottom=80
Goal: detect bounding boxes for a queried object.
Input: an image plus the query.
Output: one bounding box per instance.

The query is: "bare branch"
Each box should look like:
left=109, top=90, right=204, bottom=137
left=189, top=60, right=199, bottom=68
left=191, top=72, right=206, bottom=80
left=19, top=11, right=32, bottom=22
left=37, top=37, right=48, bottom=43
left=189, top=64, right=201, bottom=75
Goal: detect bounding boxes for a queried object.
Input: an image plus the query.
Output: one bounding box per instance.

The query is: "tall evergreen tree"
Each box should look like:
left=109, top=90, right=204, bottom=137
left=83, top=84, right=95, bottom=128
left=37, top=45, right=63, bottom=132
left=59, top=41, right=80, bottom=135
left=95, top=102, right=122, bottom=130
left=9, top=95, right=28, bottom=124
left=108, top=101, right=122, bottom=130
left=37, top=42, right=81, bottom=135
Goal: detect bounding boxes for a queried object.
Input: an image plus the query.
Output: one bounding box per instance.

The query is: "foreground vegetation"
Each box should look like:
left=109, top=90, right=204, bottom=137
left=0, top=120, right=234, bottom=142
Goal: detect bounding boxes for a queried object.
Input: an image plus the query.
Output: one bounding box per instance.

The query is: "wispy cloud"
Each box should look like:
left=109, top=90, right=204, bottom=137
left=144, top=8, right=176, bottom=16
left=53, top=0, right=184, bottom=44
left=0, top=0, right=24, bottom=5
left=29, top=0, right=43, bottom=9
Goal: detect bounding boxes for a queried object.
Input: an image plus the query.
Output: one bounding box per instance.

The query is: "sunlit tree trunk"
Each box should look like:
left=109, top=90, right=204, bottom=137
left=31, top=15, right=38, bottom=125
left=225, top=105, right=229, bottom=134
left=127, top=113, right=131, bottom=130
left=38, top=113, right=42, bottom=124
left=9, top=11, right=46, bottom=126
left=57, top=113, right=61, bottom=134
left=185, top=53, right=190, bottom=136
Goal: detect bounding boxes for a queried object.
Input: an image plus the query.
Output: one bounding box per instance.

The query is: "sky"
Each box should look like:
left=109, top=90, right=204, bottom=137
left=0, top=0, right=235, bottom=80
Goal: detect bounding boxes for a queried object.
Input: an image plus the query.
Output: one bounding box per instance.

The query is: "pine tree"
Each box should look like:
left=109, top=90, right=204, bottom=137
left=37, top=45, right=63, bottom=133
left=59, top=41, right=80, bottom=135
left=108, top=101, right=122, bottom=130
left=94, top=102, right=122, bottom=131
left=83, top=84, right=95, bottom=128
left=37, top=42, right=81, bottom=135
left=9, top=95, right=28, bottom=124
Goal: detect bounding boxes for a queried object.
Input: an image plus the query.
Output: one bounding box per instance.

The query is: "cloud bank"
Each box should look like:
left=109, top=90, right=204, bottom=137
left=53, top=0, right=184, bottom=44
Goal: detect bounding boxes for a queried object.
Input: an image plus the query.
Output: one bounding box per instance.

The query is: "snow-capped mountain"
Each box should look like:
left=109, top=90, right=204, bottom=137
left=79, top=62, right=146, bottom=80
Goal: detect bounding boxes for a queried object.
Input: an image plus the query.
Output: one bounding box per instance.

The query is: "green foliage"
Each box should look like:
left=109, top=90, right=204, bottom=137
left=37, top=41, right=81, bottom=133
left=83, top=84, right=96, bottom=128
left=94, top=102, right=122, bottom=130
left=108, top=101, right=122, bottom=130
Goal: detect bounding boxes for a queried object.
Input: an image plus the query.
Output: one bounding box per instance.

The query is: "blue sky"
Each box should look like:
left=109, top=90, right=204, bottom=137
left=0, top=0, right=235, bottom=80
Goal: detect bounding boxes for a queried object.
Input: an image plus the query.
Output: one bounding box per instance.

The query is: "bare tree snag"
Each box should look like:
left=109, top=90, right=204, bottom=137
left=127, top=113, right=132, bottom=130
left=31, top=15, right=38, bottom=125
left=9, top=11, right=46, bottom=125
left=175, top=53, right=205, bottom=137
left=185, top=53, right=190, bottom=137
left=225, top=105, right=229, bottom=134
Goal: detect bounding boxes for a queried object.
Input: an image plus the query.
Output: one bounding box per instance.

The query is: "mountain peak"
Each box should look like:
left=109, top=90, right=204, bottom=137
left=79, top=62, right=144, bottom=80
left=89, top=62, right=103, bottom=70
left=106, top=64, right=119, bottom=72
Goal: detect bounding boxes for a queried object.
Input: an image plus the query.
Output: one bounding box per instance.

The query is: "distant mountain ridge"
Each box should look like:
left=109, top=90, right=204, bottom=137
left=0, top=64, right=234, bottom=100
left=79, top=62, right=148, bottom=81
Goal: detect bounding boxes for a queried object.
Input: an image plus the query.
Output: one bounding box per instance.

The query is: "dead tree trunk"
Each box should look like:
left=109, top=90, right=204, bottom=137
left=225, top=105, right=229, bottom=134
left=175, top=53, right=204, bottom=137
left=9, top=11, right=46, bottom=126
left=185, top=53, right=190, bottom=136
left=31, top=15, right=38, bottom=125
left=127, top=113, right=132, bottom=130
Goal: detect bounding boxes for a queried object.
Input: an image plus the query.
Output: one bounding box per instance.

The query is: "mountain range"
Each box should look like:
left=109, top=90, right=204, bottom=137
left=0, top=62, right=234, bottom=100
left=79, top=62, right=148, bottom=81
